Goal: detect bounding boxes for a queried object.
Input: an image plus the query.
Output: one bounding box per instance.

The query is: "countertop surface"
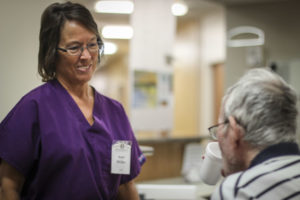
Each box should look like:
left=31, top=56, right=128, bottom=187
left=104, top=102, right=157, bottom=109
left=137, top=176, right=218, bottom=199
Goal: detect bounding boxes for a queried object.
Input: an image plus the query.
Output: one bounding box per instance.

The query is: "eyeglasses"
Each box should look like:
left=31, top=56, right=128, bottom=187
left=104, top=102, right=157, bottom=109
left=208, top=120, right=229, bottom=140
left=57, top=42, right=104, bottom=56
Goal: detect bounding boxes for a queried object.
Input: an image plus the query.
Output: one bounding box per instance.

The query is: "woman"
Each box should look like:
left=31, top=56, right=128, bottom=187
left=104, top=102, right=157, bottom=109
left=0, top=2, right=145, bottom=200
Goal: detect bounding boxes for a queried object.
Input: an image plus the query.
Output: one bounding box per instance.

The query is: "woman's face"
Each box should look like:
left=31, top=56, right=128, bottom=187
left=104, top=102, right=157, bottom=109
left=56, top=20, right=98, bottom=85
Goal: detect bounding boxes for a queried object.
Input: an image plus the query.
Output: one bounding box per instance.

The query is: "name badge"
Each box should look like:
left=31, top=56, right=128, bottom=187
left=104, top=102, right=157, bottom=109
left=111, top=140, right=132, bottom=175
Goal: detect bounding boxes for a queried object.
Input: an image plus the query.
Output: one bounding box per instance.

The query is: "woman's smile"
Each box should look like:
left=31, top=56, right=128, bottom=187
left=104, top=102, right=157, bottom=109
left=76, top=64, right=92, bottom=72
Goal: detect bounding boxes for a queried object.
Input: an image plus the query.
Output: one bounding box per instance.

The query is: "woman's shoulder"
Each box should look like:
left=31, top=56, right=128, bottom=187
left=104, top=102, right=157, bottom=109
left=21, top=80, right=59, bottom=102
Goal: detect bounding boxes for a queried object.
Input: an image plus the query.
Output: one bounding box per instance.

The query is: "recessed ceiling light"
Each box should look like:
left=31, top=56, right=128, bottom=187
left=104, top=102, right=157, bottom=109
left=95, top=1, right=134, bottom=14
left=171, top=1, right=188, bottom=16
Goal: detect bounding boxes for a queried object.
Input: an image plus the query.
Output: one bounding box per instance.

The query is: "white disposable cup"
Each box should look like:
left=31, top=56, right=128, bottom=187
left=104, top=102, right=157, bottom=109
left=199, top=142, right=222, bottom=185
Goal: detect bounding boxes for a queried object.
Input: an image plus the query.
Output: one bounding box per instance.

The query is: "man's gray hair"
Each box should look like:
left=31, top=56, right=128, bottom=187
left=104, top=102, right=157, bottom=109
left=222, top=68, right=298, bottom=148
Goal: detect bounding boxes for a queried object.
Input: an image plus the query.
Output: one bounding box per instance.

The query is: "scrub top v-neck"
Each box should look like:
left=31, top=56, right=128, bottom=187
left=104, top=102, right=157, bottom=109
left=58, top=80, right=96, bottom=128
left=0, top=79, right=145, bottom=200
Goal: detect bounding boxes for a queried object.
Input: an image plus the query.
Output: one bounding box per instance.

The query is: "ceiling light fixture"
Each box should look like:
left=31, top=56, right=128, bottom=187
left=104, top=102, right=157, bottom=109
left=171, top=1, right=188, bottom=16
left=102, top=25, right=134, bottom=39
left=94, top=1, right=134, bottom=14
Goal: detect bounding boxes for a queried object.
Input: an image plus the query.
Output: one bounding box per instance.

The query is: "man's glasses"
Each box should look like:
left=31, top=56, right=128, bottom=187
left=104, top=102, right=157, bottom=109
left=208, top=120, right=229, bottom=140
left=57, top=42, right=104, bottom=56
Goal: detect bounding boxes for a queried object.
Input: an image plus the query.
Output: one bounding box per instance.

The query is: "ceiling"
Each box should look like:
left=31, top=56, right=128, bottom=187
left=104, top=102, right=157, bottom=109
left=73, top=0, right=290, bottom=29
left=72, top=0, right=289, bottom=67
left=74, top=0, right=288, bottom=24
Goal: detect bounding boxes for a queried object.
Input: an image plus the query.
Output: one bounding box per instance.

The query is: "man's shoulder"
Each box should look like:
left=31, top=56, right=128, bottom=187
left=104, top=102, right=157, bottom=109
left=243, top=155, right=298, bottom=177
left=212, top=155, right=300, bottom=199
left=211, top=172, right=241, bottom=200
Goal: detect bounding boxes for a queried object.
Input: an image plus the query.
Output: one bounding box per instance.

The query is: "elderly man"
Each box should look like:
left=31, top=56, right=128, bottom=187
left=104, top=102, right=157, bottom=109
left=210, top=68, right=300, bottom=199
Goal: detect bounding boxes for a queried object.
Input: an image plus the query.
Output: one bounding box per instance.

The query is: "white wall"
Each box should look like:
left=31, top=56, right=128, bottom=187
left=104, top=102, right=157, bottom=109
left=0, top=0, right=62, bottom=121
left=225, top=0, right=300, bottom=88
left=129, top=0, right=175, bottom=133
left=198, top=7, right=226, bottom=135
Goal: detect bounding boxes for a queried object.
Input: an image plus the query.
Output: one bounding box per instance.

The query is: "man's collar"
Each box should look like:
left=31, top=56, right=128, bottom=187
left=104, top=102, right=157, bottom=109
left=249, top=142, right=300, bottom=168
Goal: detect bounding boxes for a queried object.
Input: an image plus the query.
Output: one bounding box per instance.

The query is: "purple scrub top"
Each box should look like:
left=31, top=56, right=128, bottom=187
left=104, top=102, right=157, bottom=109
left=0, top=79, right=145, bottom=200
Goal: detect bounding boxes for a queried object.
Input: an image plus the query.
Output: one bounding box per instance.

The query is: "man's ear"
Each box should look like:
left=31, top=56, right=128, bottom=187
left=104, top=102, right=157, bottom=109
left=227, top=116, right=244, bottom=148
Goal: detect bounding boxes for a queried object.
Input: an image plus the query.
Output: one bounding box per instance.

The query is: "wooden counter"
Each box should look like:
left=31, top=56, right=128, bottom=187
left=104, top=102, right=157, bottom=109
left=136, top=136, right=208, bottom=182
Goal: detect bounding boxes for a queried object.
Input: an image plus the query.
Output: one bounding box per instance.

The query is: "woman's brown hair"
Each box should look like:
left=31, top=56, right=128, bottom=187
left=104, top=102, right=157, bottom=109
left=38, top=1, right=103, bottom=82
